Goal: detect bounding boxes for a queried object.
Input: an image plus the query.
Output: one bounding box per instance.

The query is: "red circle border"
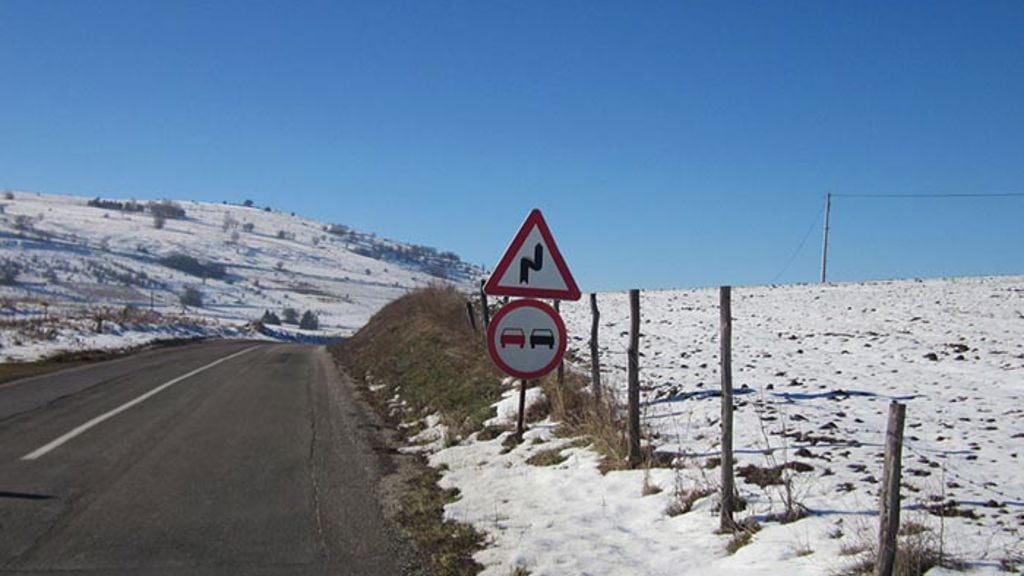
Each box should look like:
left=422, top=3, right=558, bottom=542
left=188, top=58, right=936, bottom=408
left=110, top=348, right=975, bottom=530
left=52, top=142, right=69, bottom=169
left=486, top=299, right=568, bottom=380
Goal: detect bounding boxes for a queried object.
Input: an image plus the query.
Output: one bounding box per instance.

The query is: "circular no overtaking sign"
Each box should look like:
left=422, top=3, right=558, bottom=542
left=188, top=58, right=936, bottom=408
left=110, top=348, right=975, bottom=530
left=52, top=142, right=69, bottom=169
left=486, top=299, right=567, bottom=380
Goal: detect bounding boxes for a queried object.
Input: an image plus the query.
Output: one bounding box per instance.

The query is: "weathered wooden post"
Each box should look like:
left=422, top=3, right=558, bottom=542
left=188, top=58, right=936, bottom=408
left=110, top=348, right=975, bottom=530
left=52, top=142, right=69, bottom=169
left=876, top=401, right=907, bottom=576
left=554, top=300, right=565, bottom=388
left=627, top=289, right=642, bottom=468
left=479, top=279, right=490, bottom=329
left=720, top=286, right=737, bottom=532
left=590, top=293, right=602, bottom=400
left=466, top=301, right=477, bottom=332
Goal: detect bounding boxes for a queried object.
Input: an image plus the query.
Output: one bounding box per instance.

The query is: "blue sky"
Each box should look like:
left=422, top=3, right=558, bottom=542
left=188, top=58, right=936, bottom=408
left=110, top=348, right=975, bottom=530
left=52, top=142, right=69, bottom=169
left=2, top=1, right=1022, bottom=291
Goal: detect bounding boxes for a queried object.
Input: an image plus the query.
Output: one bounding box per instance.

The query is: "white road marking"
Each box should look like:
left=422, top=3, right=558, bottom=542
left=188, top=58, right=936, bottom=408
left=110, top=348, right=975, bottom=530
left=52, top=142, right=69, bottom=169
left=21, top=346, right=260, bottom=461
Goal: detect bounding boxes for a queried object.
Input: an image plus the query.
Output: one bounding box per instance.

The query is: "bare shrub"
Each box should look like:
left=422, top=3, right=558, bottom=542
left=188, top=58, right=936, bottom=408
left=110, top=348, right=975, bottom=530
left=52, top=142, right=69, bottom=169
left=0, top=259, right=21, bottom=285
left=148, top=200, right=186, bottom=220
left=179, top=286, right=203, bottom=308
left=14, top=214, right=34, bottom=231
left=160, top=253, right=226, bottom=280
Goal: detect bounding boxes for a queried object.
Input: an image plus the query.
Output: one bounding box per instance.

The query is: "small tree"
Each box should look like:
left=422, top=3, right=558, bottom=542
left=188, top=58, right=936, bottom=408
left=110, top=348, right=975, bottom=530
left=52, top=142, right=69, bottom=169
left=222, top=213, right=239, bottom=232
left=14, top=215, right=33, bottom=232
left=0, top=259, right=21, bottom=285
left=242, top=222, right=255, bottom=233
left=299, top=310, right=319, bottom=330
left=180, top=286, right=203, bottom=308
left=282, top=307, right=299, bottom=324
left=153, top=214, right=166, bottom=229
left=2, top=191, right=13, bottom=200
left=243, top=199, right=254, bottom=207
left=260, top=310, right=281, bottom=325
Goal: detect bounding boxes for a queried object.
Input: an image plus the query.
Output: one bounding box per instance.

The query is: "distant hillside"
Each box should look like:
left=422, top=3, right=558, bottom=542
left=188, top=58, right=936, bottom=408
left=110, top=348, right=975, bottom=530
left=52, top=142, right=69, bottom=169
left=0, top=191, right=483, bottom=359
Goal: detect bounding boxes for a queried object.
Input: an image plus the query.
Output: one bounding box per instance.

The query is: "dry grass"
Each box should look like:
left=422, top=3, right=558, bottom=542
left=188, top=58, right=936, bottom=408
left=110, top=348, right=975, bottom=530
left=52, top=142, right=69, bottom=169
left=839, top=526, right=964, bottom=576
left=525, top=447, right=569, bottom=467
left=536, top=370, right=630, bottom=471
left=726, top=530, right=754, bottom=554
left=332, top=285, right=505, bottom=438
left=1000, top=552, right=1023, bottom=573
left=666, top=486, right=715, bottom=517
left=329, top=287, right=636, bottom=575
left=330, top=286, right=496, bottom=575
left=723, top=518, right=762, bottom=554
left=399, top=463, right=485, bottom=576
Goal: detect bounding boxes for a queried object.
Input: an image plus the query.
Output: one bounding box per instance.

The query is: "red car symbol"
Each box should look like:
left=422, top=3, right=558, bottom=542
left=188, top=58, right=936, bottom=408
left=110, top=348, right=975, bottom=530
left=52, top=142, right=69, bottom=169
left=500, top=328, right=526, bottom=348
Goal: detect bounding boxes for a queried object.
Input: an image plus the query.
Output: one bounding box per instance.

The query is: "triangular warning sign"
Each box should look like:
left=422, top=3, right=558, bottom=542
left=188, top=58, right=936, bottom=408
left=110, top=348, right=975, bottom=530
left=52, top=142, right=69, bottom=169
left=484, top=209, right=581, bottom=300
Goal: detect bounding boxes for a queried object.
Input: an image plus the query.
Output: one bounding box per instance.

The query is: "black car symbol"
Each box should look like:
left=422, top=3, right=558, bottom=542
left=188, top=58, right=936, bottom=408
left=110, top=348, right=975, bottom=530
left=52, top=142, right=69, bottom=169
left=529, top=329, right=555, bottom=349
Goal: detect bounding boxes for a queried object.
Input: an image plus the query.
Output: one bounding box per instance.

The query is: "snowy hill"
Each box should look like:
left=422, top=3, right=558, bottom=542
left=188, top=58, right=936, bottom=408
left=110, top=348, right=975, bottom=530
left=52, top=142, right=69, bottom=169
left=433, top=276, right=1024, bottom=575
left=0, top=191, right=482, bottom=361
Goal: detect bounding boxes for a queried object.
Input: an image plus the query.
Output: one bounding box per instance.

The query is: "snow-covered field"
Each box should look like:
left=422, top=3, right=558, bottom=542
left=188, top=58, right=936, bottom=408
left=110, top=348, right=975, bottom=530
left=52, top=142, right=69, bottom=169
left=0, top=191, right=479, bottom=362
left=433, top=276, right=1024, bottom=575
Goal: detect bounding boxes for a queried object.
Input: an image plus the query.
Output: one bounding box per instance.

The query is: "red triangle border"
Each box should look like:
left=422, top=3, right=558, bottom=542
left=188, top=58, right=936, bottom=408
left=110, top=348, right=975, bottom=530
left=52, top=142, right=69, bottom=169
left=483, top=209, right=582, bottom=301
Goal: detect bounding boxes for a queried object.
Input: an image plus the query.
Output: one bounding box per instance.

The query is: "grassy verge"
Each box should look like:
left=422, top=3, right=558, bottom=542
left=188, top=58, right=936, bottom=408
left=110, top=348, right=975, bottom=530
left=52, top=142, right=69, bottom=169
left=333, top=285, right=505, bottom=438
left=330, top=285, right=636, bottom=574
left=399, top=464, right=486, bottom=576
left=331, top=285, right=506, bottom=575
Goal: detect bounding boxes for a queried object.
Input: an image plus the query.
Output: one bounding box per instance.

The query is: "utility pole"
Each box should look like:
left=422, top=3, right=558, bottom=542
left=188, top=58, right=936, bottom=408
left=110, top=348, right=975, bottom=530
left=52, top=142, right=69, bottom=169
left=820, top=192, right=832, bottom=283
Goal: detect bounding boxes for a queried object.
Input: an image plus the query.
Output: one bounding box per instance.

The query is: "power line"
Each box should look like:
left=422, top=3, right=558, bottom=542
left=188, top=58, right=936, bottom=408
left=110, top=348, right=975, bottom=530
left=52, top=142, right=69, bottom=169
left=833, top=192, right=1024, bottom=199
left=819, top=191, right=1022, bottom=283
left=771, top=204, right=825, bottom=284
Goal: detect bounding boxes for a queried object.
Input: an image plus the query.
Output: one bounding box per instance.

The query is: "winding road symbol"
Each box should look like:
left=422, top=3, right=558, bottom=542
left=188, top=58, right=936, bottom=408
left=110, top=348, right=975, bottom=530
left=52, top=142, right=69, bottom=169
left=519, top=244, right=543, bottom=284
left=483, top=209, right=581, bottom=301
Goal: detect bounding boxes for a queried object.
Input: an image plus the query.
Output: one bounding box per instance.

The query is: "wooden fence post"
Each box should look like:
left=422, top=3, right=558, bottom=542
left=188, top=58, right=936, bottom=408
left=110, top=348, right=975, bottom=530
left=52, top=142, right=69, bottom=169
left=554, top=300, right=565, bottom=388
left=590, top=293, right=602, bottom=401
left=466, top=301, right=477, bottom=332
left=627, top=289, right=642, bottom=468
left=876, top=401, right=907, bottom=576
left=719, top=286, right=737, bottom=532
left=479, top=280, right=490, bottom=330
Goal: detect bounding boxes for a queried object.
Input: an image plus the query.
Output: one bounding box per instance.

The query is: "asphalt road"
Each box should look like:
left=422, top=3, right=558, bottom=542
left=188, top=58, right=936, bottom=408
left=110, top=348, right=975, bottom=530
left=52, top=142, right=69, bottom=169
left=0, top=341, right=409, bottom=575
